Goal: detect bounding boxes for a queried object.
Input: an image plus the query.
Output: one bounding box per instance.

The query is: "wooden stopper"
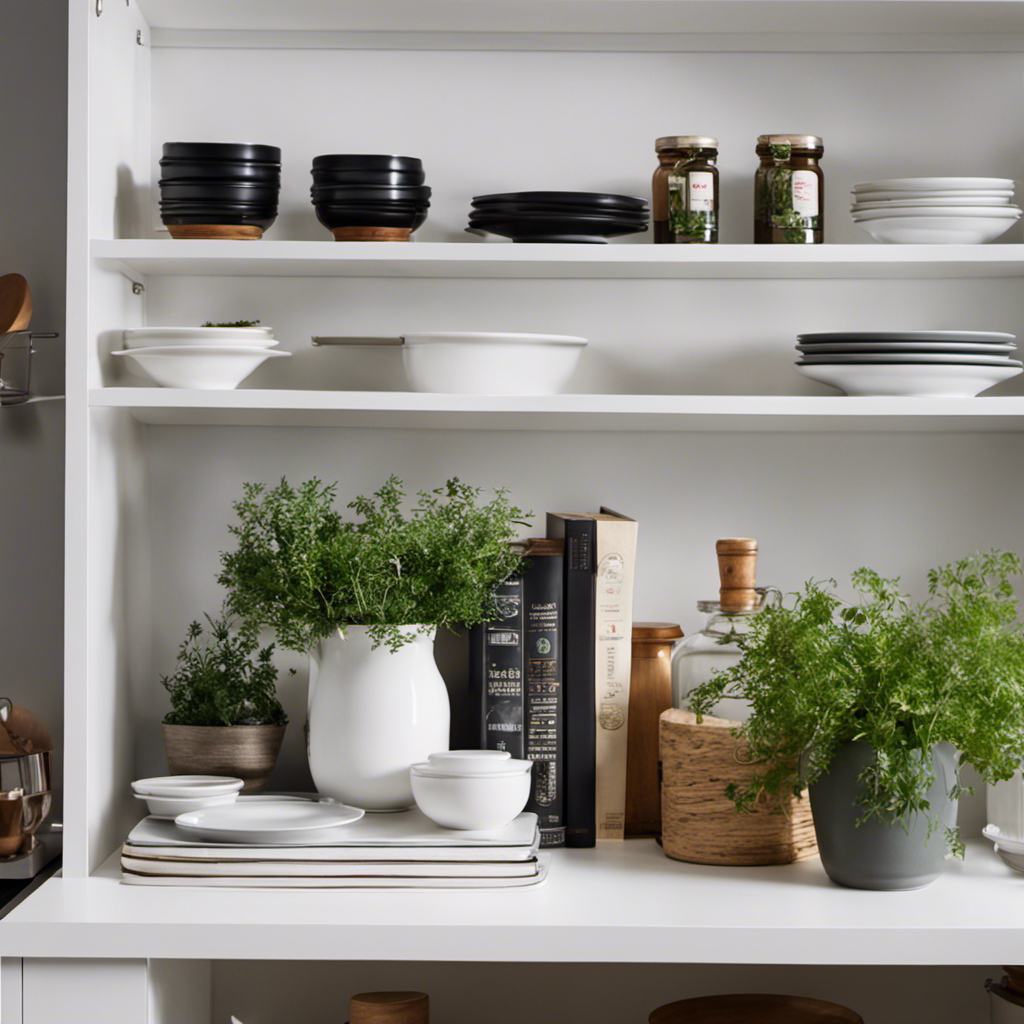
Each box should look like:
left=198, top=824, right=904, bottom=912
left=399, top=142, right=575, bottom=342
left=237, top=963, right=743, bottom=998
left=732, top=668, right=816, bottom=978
left=716, top=537, right=758, bottom=612
left=350, top=992, right=429, bottom=1024
left=650, top=994, right=864, bottom=1024
left=166, top=224, right=264, bottom=240
left=332, top=226, right=412, bottom=242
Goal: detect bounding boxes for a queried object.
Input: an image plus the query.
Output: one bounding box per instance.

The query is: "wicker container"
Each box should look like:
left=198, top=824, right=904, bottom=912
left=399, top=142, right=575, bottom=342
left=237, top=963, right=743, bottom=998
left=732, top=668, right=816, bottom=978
left=659, top=708, right=817, bottom=866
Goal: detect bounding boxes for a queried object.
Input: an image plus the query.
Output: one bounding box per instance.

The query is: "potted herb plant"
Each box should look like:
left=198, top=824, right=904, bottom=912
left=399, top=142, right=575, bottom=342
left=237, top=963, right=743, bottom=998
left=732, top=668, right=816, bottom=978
left=162, top=610, right=289, bottom=792
left=689, top=551, right=1024, bottom=890
left=218, top=475, right=528, bottom=810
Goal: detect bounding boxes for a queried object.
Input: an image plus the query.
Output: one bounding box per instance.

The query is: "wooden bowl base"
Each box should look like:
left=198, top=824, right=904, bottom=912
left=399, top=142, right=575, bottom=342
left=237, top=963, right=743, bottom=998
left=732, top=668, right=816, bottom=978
left=167, top=224, right=264, bottom=240
left=332, top=226, right=411, bottom=242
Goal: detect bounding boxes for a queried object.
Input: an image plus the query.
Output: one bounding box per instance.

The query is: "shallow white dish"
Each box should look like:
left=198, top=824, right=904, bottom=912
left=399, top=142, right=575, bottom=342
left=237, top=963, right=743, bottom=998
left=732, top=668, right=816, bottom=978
left=852, top=189, right=1015, bottom=202
left=175, top=800, right=364, bottom=843
left=798, top=352, right=1021, bottom=366
left=852, top=206, right=1020, bottom=221
left=123, top=327, right=277, bottom=349
left=854, top=214, right=1020, bottom=244
left=994, top=846, right=1024, bottom=875
left=983, top=824, right=1024, bottom=854
left=797, top=362, right=1021, bottom=396
left=797, top=331, right=1015, bottom=343
left=853, top=177, right=1015, bottom=192
left=851, top=196, right=1014, bottom=210
left=132, top=775, right=245, bottom=798
left=113, top=345, right=292, bottom=389
left=401, top=332, right=587, bottom=395
left=411, top=765, right=532, bottom=830
left=796, top=341, right=1015, bottom=355
left=134, top=790, right=239, bottom=820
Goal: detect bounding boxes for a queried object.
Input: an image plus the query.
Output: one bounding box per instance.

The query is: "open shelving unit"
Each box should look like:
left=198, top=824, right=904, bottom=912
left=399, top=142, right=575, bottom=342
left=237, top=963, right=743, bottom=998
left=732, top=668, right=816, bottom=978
left=7, top=0, right=1024, bottom=1020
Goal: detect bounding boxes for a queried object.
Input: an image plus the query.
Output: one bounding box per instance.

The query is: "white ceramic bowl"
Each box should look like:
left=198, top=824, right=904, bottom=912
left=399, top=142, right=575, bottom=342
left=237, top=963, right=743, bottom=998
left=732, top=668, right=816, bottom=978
left=410, top=764, right=532, bottom=830
left=853, top=214, right=1020, bottom=244
left=851, top=206, right=1020, bottom=221
left=851, top=196, right=1014, bottom=210
left=400, top=332, right=587, bottom=395
left=797, top=362, right=1022, bottom=397
left=133, top=790, right=239, bottom=819
left=132, top=774, right=245, bottom=798
left=123, top=327, right=277, bottom=349
left=113, top=345, right=292, bottom=389
left=853, top=177, right=1015, bottom=192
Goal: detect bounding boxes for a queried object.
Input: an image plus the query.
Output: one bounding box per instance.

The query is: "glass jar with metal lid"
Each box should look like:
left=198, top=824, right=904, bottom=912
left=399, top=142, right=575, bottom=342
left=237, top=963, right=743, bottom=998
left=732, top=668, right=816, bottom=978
left=653, top=136, right=718, bottom=244
left=754, top=134, right=824, bottom=244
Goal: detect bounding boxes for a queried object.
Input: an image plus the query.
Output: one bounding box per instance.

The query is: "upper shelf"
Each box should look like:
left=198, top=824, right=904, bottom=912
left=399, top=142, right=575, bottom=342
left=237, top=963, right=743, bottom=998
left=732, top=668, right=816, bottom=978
left=2, top=839, right=1022, bottom=962
left=93, top=241, right=1024, bottom=281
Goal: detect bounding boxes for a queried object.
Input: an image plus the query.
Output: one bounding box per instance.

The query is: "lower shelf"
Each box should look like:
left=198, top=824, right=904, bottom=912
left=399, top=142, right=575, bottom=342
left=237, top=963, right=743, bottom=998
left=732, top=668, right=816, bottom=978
left=88, top=390, right=1024, bottom=431
left=1, top=839, right=1020, bottom=963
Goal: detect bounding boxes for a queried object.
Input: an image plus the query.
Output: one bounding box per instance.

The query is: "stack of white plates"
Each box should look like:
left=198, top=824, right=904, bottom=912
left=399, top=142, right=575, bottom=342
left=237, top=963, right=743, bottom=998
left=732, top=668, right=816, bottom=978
left=795, top=331, right=1023, bottom=396
left=851, top=178, right=1020, bottom=243
left=114, top=326, right=291, bottom=389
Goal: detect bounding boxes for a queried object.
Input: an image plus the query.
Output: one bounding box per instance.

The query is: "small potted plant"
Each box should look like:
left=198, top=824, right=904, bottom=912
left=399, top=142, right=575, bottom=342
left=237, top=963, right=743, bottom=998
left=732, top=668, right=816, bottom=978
left=689, top=551, right=1024, bottom=890
left=162, top=609, right=289, bottom=792
left=218, top=475, right=529, bottom=810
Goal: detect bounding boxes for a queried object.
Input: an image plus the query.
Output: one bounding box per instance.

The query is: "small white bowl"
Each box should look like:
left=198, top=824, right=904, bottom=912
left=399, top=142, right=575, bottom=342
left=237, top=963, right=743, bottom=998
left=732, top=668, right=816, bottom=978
left=411, top=765, right=532, bottom=830
left=113, top=345, right=291, bottom=389
left=123, top=327, right=277, bottom=349
left=133, top=790, right=240, bottom=820
left=131, top=775, right=245, bottom=798
left=853, top=214, right=1020, bottom=245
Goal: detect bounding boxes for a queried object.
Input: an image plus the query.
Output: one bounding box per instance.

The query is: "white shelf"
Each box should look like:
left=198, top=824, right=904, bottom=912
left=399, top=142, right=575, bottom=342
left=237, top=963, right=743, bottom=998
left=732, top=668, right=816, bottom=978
left=2, top=839, right=1021, bottom=963
left=89, top=390, right=1024, bottom=431
left=92, top=240, right=1024, bottom=280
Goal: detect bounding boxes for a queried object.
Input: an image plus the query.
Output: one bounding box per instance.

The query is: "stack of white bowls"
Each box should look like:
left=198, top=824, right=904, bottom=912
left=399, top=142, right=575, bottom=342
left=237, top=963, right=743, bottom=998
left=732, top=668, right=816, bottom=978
left=114, top=326, right=291, bottom=389
left=851, top=177, right=1021, bottom=243
left=132, top=775, right=244, bottom=819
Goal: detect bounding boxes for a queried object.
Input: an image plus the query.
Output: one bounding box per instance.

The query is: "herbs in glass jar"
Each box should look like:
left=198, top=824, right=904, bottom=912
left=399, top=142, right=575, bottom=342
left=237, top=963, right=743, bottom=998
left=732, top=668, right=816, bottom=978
left=754, top=135, right=824, bottom=244
left=666, top=138, right=719, bottom=244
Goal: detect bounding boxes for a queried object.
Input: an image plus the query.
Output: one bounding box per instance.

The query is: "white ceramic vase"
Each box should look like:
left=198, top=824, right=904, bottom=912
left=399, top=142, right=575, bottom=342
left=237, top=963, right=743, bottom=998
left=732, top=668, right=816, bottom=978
left=307, top=625, right=450, bottom=811
left=987, top=770, right=1024, bottom=840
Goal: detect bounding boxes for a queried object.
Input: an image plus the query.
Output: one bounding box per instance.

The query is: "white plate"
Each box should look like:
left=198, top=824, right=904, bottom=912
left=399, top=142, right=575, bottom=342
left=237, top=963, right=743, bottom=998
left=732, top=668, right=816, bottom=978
left=851, top=196, right=1014, bottom=210
left=797, top=362, right=1021, bottom=396
left=796, top=341, right=1016, bottom=356
left=123, top=327, right=277, bottom=349
left=175, top=800, right=364, bottom=843
left=798, top=352, right=1022, bottom=366
left=852, top=206, right=1021, bottom=221
left=995, top=846, right=1024, bottom=874
left=854, top=215, right=1019, bottom=244
left=797, top=331, right=1015, bottom=343
left=113, top=346, right=292, bottom=389
left=853, top=177, right=1015, bottom=192
left=984, top=824, right=1024, bottom=854
left=132, top=775, right=245, bottom=797
left=852, top=190, right=1015, bottom=202
left=134, top=791, right=239, bottom=819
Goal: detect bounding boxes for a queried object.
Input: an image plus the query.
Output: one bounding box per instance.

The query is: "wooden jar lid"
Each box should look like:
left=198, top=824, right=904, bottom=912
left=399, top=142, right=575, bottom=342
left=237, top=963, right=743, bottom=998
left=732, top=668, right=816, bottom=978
left=716, top=537, right=758, bottom=612
left=632, top=622, right=683, bottom=656
left=650, top=994, right=864, bottom=1024
left=350, top=992, right=429, bottom=1024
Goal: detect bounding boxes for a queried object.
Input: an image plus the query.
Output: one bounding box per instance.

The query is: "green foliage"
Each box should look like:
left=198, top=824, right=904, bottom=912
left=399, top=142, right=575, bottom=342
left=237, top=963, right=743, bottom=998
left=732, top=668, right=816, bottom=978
left=218, top=475, right=531, bottom=653
left=162, top=610, right=288, bottom=727
left=201, top=319, right=262, bottom=328
left=688, top=551, right=1024, bottom=857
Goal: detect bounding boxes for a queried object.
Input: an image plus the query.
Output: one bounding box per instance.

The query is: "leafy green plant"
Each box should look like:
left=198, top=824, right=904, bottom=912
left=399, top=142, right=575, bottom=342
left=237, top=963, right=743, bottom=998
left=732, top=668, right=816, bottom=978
left=688, top=551, right=1024, bottom=856
left=218, top=476, right=530, bottom=653
left=201, top=319, right=262, bottom=328
left=162, top=610, right=288, bottom=727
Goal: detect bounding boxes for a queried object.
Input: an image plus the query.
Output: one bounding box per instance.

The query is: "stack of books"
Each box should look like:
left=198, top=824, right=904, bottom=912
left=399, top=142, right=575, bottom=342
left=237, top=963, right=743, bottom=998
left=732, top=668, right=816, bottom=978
left=120, top=809, right=548, bottom=888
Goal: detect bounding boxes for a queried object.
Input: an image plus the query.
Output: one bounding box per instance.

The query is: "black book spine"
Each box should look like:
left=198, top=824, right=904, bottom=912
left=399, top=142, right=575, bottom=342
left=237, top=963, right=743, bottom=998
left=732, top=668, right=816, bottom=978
left=547, top=515, right=597, bottom=848
left=522, top=543, right=565, bottom=848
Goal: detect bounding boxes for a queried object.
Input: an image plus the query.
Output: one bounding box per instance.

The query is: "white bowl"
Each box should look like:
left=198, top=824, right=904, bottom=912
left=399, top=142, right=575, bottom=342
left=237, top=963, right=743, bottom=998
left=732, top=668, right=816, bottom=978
left=400, top=332, right=586, bottom=395
left=853, top=177, right=1015, bottom=192
left=411, top=765, right=532, bottom=830
left=797, top=362, right=1022, bottom=397
left=113, top=345, right=292, bottom=389
left=851, top=196, right=1014, bottom=210
left=133, top=790, right=239, bottom=819
left=123, top=327, right=277, bottom=349
left=851, top=206, right=1020, bottom=221
left=853, top=214, right=1020, bottom=244
left=131, top=774, right=245, bottom=798
left=852, top=190, right=1015, bottom=202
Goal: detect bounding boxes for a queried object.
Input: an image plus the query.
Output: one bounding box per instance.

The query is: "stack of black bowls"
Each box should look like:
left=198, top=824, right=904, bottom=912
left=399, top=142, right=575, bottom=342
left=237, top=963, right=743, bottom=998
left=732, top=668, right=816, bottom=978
left=310, top=155, right=430, bottom=241
left=159, top=143, right=281, bottom=239
left=468, top=191, right=650, bottom=243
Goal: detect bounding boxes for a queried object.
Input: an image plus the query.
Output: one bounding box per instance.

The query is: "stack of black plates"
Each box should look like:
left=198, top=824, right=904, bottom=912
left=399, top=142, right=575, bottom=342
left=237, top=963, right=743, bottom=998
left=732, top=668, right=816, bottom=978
left=159, top=143, right=281, bottom=238
left=311, top=156, right=431, bottom=241
left=468, top=192, right=650, bottom=243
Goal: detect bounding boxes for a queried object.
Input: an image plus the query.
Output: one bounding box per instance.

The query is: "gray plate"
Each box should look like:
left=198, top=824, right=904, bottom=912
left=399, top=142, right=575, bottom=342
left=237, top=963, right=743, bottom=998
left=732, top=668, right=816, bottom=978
left=797, top=330, right=1015, bottom=344
left=796, top=341, right=1016, bottom=355
left=798, top=353, right=1023, bottom=367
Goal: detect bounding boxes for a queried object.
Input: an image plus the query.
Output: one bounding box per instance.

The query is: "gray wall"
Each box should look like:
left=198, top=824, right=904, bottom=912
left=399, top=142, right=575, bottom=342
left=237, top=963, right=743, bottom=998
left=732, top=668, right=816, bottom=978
left=0, top=0, right=67, bottom=811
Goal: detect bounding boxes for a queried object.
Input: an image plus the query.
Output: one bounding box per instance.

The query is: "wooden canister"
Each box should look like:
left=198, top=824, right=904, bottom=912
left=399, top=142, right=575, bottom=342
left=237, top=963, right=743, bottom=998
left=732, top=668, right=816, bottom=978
left=350, top=992, right=429, bottom=1024
left=625, top=622, right=683, bottom=837
left=659, top=708, right=817, bottom=865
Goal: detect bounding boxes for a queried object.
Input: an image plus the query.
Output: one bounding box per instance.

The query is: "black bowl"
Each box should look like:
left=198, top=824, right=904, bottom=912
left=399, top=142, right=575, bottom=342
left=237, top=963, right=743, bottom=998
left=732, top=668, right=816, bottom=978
left=313, top=205, right=428, bottom=231
left=159, top=205, right=279, bottom=219
left=310, top=168, right=426, bottom=187
left=312, top=154, right=423, bottom=173
left=162, top=142, right=281, bottom=163
left=161, top=211, right=278, bottom=230
left=159, top=183, right=281, bottom=203
left=310, top=184, right=432, bottom=203
left=159, top=159, right=282, bottom=183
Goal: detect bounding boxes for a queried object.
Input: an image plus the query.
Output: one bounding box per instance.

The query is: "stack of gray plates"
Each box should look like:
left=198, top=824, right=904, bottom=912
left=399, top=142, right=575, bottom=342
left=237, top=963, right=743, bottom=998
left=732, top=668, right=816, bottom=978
left=795, top=331, right=1023, bottom=396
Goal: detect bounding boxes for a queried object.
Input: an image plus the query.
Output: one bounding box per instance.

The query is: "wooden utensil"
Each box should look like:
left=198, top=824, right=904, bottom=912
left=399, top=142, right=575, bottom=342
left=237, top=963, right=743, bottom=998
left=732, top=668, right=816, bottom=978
left=0, top=274, right=32, bottom=334
left=350, top=992, right=429, bottom=1024
left=716, top=537, right=758, bottom=612
left=650, top=994, right=864, bottom=1024
left=625, top=622, right=682, bottom=837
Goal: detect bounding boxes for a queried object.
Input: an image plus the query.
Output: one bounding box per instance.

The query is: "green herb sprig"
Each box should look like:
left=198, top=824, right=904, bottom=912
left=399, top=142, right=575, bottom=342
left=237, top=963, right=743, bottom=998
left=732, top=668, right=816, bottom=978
left=201, top=319, right=262, bottom=328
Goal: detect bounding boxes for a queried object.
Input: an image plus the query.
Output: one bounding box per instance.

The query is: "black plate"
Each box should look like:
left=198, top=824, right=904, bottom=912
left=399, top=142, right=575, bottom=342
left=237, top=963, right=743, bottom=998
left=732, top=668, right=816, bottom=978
left=162, top=142, right=281, bottom=163
left=160, top=183, right=281, bottom=203
left=312, top=154, right=423, bottom=173
left=470, top=209, right=648, bottom=226
left=161, top=211, right=278, bottom=229
left=311, top=168, right=426, bottom=187
left=469, top=216, right=647, bottom=240
left=470, top=204, right=649, bottom=223
left=472, top=191, right=648, bottom=211
left=315, top=206, right=428, bottom=231
left=310, top=184, right=432, bottom=202
left=159, top=160, right=281, bottom=182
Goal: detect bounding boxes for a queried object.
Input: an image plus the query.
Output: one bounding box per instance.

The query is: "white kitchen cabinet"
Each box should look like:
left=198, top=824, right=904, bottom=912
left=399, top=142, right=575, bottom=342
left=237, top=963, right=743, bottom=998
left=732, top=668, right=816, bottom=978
left=5, top=1, right=1024, bottom=1019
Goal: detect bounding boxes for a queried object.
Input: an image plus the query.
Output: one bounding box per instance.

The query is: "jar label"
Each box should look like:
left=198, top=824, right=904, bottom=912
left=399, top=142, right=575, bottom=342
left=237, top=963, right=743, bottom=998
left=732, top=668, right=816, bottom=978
left=791, top=170, right=819, bottom=216
left=688, top=171, right=715, bottom=211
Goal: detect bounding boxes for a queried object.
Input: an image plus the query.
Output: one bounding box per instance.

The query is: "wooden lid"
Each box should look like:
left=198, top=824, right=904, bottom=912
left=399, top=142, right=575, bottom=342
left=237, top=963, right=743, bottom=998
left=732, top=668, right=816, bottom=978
left=0, top=273, right=31, bottom=335
left=351, top=992, right=429, bottom=1024
left=632, top=622, right=684, bottom=642
left=0, top=704, right=53, bottom=756
left=716, top=537, right=758, bottom=612
left=650, top=994, right=863, bottom=1024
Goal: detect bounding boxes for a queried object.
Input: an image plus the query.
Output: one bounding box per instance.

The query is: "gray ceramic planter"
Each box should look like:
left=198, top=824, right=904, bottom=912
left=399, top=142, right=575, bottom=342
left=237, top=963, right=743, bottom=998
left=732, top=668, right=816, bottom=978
left=808, top=739, right=958, bottom=890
